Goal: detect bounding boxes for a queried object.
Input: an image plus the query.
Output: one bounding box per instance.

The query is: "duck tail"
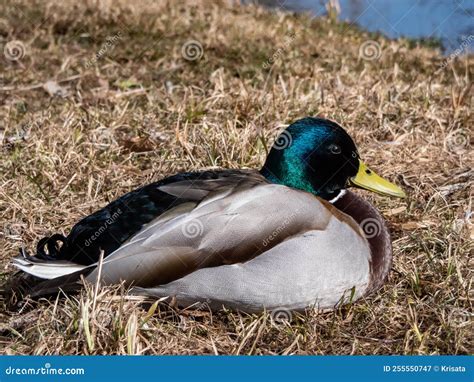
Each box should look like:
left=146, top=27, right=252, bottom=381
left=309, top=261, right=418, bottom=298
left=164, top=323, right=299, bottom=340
left=8, top=251, right=94, bottom=300
left=12, top=232, right=82, bottom=280
left=33, top=233, right=68, bottom=261
left=4, top=265, right=91, bottom=306
left=8, top=233, right=94, bottom=299
left=12, top=252, right=89, bottom=280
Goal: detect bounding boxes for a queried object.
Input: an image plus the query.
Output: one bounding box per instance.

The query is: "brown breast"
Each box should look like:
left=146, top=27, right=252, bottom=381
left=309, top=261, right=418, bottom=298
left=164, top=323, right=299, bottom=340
left=332, top=190, right=393, bottom=293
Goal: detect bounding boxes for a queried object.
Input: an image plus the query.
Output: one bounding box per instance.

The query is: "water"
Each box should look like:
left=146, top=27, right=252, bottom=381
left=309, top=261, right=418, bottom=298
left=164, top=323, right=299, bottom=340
left=249, top=0, right=474, bottom=54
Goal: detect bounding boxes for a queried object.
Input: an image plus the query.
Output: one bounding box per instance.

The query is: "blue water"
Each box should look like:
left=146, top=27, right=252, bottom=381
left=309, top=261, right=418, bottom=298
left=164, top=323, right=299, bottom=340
left=249, top=0, right=474, bottom=54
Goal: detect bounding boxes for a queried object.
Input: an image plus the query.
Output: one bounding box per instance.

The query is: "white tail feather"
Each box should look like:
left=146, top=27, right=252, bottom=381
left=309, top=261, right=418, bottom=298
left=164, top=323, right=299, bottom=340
left=13, top=257, right=87, bottom=279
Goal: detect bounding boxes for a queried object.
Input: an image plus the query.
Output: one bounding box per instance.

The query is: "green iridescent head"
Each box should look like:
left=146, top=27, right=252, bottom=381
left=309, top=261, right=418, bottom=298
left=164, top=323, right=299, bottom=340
left=261, top=117, right=405, bottom=201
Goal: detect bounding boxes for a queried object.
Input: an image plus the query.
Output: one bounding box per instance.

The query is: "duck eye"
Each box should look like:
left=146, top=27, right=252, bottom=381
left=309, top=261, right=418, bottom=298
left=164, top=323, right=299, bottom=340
left=328, top=144, right=341, bottom=154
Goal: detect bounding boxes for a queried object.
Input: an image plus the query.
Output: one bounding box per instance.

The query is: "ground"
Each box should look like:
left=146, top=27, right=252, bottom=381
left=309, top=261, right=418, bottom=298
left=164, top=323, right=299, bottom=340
left=0, top=0, right=472, bottom=355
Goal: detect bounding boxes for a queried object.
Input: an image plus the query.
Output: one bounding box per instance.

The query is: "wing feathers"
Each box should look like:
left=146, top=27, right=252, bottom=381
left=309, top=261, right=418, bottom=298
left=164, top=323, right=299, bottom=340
left=91, top=183, right=335, bottom=287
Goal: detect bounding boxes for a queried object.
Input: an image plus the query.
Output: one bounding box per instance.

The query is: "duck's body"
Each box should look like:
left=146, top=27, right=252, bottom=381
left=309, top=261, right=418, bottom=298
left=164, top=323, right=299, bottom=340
left=12, top=118, right=404, bottom=312
left=128, top=183, right=391, bottom=312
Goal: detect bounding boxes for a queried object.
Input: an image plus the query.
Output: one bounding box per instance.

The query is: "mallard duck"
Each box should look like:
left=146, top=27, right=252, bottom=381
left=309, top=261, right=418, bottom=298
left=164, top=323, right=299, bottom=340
left=13, top=117, right=405, bottom=312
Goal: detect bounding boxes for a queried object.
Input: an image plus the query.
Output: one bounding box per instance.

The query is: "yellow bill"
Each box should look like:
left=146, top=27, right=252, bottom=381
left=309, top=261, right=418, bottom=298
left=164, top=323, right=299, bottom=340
left=350, top=160, right=406, bottom=198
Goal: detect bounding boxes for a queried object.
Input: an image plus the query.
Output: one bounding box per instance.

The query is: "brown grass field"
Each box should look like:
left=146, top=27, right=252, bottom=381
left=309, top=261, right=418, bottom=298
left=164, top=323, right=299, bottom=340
left=0, top=0, right=472, bottom=355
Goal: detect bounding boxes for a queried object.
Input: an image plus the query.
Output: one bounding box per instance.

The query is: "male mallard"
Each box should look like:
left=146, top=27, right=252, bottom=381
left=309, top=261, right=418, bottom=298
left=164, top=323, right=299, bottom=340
left=13, top=117, right=405, bottom=312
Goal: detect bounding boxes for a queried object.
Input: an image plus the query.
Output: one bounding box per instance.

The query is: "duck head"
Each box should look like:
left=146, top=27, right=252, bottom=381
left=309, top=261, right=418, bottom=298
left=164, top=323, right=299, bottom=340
left=260, top=117, right=405, bottom=201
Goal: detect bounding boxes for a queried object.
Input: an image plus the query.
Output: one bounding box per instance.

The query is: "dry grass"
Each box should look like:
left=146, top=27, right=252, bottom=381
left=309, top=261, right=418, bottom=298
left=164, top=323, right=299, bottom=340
left=0, top=0, right=472, bottom=355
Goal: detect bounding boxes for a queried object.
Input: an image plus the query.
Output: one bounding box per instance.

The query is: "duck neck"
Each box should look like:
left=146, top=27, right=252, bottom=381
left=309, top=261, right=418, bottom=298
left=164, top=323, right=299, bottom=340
left=260, top=163, right=315, bottom=196
left=260, top=142, right=325, bottom=198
